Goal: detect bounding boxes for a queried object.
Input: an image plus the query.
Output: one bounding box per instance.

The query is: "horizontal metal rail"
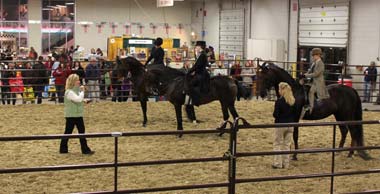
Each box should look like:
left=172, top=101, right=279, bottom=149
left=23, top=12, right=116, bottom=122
left=0, top=157, right=227, bottom=174
left=235, top=169, right=380, bottom=184
left=0, top=129, right=229, bottom=142
left=79, top=182, right=230, bottom=194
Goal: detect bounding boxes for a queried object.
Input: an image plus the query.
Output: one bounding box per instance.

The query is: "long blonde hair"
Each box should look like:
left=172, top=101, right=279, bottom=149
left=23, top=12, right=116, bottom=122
left=279, top=82, right=295, bottom=106
left=65, top=74, right=79, bottom=90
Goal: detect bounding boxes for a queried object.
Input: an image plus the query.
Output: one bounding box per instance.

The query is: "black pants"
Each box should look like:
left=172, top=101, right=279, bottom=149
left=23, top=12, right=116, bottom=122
left=60, top=117, right=91, bottom=153
left=33, top=85, right=44, bottom=104
left=56, top=85, right=64, bottom=103
left=1, top=87, right=11, bottom=105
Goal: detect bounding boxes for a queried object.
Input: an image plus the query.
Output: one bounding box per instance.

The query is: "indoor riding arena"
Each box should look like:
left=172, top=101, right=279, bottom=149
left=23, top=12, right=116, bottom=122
left=1, top=0, right=380, bottom=194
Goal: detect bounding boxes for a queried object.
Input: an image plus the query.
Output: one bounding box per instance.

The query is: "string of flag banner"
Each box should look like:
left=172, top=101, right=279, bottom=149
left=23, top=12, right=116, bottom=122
left=76, top=21, right=189, bottom=35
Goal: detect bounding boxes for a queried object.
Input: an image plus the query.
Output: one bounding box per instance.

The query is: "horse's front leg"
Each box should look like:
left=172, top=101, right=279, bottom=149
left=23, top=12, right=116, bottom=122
left=292, top=126, right=299, bottom=160
left=140, top=99, right=148, bottom=127
left=174, top=104, right=184, bottom=137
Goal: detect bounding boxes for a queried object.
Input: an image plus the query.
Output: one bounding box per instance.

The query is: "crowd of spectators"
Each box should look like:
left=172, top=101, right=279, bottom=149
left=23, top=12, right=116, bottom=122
left=0, top=47, right=129, bottom=105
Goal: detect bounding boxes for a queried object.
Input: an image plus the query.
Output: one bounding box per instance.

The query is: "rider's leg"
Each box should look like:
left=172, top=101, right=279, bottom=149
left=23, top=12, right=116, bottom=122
left=308, top=85, right=316, bottom=113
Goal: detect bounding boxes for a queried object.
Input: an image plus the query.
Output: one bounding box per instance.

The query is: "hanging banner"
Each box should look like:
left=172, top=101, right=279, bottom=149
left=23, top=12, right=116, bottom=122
left=150, top=23, right=157, bottom=34
left=178, top=23, right=183, bottom=34
left=164, top=23, right=170, bottom=35
left=83, top=24, right=89, bottom=33
left=124, top=24, right=131, bottom=35
left=138, top=25, right=144, bottom=34
left=157, top=0, right=173, bottom=7
left=96, top=22, right=106, bottom=33
left=110, top=22, right=118, bottom=34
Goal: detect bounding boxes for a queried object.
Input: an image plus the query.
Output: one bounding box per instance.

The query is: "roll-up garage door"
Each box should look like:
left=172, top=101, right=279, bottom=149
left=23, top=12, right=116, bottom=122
left=219, top=9, right=245, bottom=57
left=298, top=0, right=349, bottom=48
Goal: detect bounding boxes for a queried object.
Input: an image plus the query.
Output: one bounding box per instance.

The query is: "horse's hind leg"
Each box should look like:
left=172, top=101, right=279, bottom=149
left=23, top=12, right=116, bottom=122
left=174, top=104, right=184, bottom=137
left=228, top=104, right=239, bottom=119
left=218, top=102, right=229, bottom=131
left=338, top=125, right=349, bottom=149
left=140, top=99, right=148, bottom=127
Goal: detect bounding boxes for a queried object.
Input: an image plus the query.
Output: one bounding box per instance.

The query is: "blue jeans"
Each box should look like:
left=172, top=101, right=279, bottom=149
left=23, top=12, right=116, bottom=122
left=363, top=81, right=373, bottom=102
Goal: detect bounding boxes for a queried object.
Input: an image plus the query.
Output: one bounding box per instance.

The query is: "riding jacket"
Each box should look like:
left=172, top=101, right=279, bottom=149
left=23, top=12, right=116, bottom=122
left=305, top=58, right=329, bottom=99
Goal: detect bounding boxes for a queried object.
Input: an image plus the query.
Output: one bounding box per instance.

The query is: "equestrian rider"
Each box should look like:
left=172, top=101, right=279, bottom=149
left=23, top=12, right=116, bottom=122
left=304, top=48, right=329, bottom=113
left=145, top=37, right=164, bottom=66
left=187, top=40, right=210, bottom=106
left=145, top=37, right=165, bottom=94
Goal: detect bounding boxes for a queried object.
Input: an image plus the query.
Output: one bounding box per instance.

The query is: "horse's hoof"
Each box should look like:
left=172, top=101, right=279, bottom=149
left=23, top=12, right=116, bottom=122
left=142, top=123, right=147, bottom=127
left=178, top=134, right=183, bottom=138
left=358, top=151, right=373, bottom=160
left=291, top=155, right=298, bottom=161
left=218, top=132, right=225, bottom=137
left=193, top=120, right=197, bottom=124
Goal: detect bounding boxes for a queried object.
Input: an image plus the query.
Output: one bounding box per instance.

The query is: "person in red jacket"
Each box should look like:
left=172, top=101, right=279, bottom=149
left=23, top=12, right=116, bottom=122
left=53, top=62, right=71, bottom=103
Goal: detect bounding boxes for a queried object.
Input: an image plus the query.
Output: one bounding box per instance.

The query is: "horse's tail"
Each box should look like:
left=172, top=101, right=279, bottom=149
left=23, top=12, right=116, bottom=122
left=353, top=88, right=364, bottom=146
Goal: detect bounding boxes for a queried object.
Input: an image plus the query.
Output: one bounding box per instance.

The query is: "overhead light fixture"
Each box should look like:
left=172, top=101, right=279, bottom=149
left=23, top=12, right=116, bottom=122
left=65, top=2, right=75, bottom=5
left=56, top=5, right=67, bottom=8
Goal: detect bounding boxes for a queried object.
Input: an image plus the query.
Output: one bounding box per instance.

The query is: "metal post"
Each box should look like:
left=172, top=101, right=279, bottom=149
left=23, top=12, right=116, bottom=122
left=112, top=132, right=122, bottom=192
left=330, top=125, right=337, bottom=194
left=228, top=118, right=239, bottom=194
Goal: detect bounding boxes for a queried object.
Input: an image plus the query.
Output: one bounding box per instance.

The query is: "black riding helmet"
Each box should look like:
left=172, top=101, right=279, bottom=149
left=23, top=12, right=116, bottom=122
left=155, top=37, right=163, bottom=46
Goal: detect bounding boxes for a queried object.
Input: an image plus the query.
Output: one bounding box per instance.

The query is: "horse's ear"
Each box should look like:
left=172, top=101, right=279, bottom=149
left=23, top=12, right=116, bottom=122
left=259, top=61, right=269, bottom=72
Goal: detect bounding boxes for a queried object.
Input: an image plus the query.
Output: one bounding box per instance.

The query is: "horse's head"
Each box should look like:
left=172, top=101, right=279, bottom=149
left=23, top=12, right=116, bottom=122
left=258, top=62, right=278, bottom=98
left=114, top=56, right=130, bottom=81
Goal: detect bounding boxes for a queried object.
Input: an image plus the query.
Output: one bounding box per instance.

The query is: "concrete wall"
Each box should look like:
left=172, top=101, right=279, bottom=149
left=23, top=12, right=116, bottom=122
left=75, top=0, right=192, bottom=55
left=349, top=0, right=380, bottom=65
left=348, top=0, right=380, bottom=96
left=27, top=0, right=192, bottom=56
left=191, top=0, right=220, bottom=53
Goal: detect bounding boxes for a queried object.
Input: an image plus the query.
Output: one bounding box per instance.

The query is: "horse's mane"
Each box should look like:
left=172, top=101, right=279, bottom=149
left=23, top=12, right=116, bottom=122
left=265, top=62, right=300, bottom=89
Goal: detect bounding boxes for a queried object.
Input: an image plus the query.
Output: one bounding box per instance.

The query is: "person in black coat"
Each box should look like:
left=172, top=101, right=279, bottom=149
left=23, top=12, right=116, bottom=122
left=33, top=56, right=49, bottom=104
left=145, top=37, right=165, bottom=66
left=272, top=82, right=295, bottom=169
left=186, top=40, right=210, bottom=106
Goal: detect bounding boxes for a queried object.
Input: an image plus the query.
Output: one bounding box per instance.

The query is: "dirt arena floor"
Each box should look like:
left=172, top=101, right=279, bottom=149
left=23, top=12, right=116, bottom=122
left=0, top=100, right=379, bottom=194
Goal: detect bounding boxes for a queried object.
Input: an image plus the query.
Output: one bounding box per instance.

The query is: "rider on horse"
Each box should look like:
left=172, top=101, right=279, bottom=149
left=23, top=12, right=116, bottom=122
left=145, top=37, right=165, bottom=67
left=303, top=48, right=329, bottom=114
left=145, top=37, right=165, bottom=95
left=186, top=41, right=210, bottom=106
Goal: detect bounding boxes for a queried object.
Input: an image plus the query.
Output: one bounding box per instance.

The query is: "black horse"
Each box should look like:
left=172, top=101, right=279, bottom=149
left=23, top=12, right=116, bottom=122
left=115, top=56, right=244, bottom=133
left=259, top=62, right=371, bottom=160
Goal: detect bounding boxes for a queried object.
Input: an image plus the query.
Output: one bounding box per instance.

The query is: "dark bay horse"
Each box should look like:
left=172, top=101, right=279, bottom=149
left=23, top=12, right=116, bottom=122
left=115, top=56, right=245, bottom=133
left=259, top=62, right=371, bottom=160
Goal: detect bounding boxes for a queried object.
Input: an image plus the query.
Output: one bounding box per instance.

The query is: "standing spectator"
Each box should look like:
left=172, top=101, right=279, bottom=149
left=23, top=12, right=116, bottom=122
left=272, top=82, right=295, bottom=169
left=96, top=48, right=103, bottom=56
left=240, top=61, right=256, bottom=99
left=33, top=56, right=49, bottom=104
left=44, top=55, right=54, bottom=70
left=59, top=74, right=94, bottom=155
left=85, top=56, right=100, bottom=102
left=22, top=62, right=35, bottom=103
left=1, top=64, right=12, bottom=104
left=8, top=63, right=23, bottom=105
left=207, top=46, right=216, bottom=65
left=53, top=63, right=71, bottom=103
left=28, top=47, right=38, bottom=60
left=363, top=61, right=377, bottom=102
left=71, top=61, right=85, bottom=85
